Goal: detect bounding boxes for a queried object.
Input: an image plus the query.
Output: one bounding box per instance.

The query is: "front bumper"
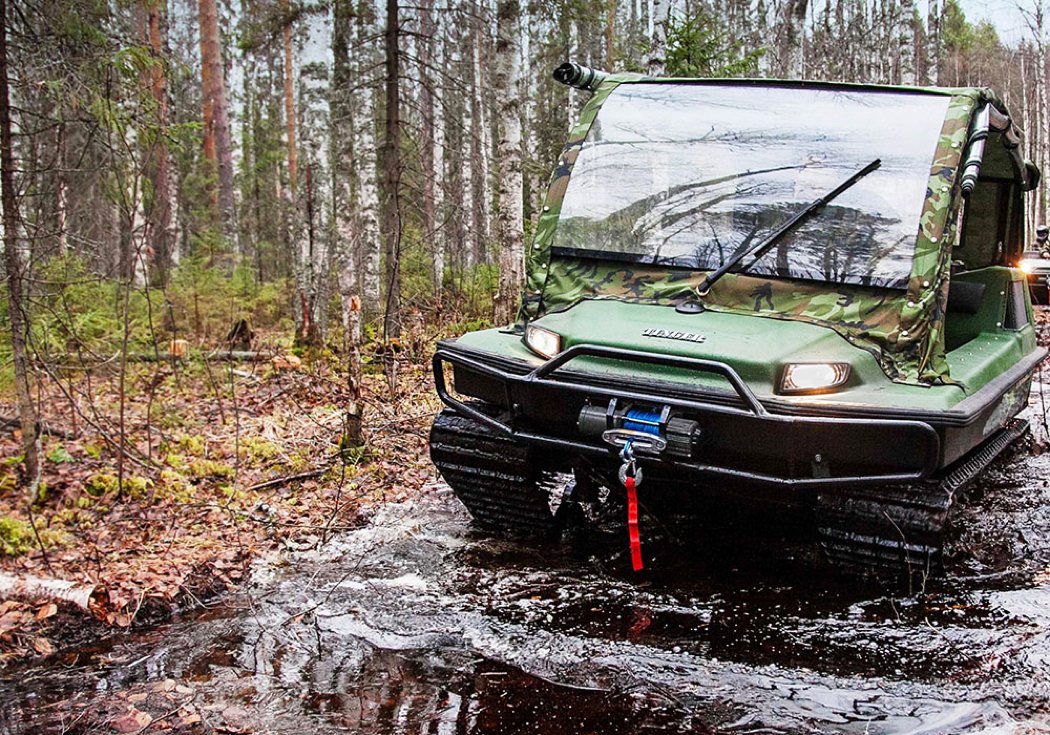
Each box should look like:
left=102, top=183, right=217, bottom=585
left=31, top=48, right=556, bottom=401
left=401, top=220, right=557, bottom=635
left=434, top=341, right=941, bottom=489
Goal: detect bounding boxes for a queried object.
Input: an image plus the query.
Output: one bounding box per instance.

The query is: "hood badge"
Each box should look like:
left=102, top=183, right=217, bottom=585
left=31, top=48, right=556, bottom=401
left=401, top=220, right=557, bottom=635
left=642, top=328, right=706, bottom=344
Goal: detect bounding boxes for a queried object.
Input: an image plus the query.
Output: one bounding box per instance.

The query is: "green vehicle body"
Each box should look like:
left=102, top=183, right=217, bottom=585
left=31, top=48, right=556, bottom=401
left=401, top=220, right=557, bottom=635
left=430, top=64, right=1045, bottom=572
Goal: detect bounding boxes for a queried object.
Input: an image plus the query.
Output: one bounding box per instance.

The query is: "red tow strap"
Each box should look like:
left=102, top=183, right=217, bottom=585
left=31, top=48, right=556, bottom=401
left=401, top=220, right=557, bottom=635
left=625, top=475, right=643, bottom=571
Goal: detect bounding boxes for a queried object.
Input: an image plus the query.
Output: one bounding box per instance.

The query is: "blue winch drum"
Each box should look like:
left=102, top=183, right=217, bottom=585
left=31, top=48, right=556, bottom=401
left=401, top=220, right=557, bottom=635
left=622, top=408, right=662, bottom=436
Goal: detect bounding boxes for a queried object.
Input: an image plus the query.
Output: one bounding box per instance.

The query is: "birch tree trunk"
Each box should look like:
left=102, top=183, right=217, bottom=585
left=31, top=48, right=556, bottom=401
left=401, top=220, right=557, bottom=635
left=568, top=17, right=578, bottom=127
left=470, top=8, right=492, bottom=265
left=432, top=42, right=445, bottom=308
left=1034, top=5, right=1048, bottom=229
left=281, top=1, right=312, bottom=344
left=780, top=0, right=809, bottom=78
left=464, top=22, right=478, bottom=268
left=418, top=0, right=443, bottom=307
left=55, top=124, right=67, bottom=257
left=454, top=3, right=475, bottom=274
left=647, top=0, right=666, bottom=76
left=331, top=0, right=363, bottom=443
left=897, top=0, right=916, bottom=83
left=356, top=8, right=382, bottom=314
left=493, top=0, right=524, bottom=325
left=524, top=2, right=541, bottom=218
left=926, top=0, right=940, bottom=84
left=296, top=161, right=323, bottom=346
left=332, top=0, right=356, bottom=303
left=0, top=0, right=41, bottom=500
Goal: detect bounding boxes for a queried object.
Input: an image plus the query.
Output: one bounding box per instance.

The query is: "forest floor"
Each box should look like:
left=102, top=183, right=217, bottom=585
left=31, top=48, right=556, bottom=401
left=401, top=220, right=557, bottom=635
left=0, top=329, right=446, bottom=665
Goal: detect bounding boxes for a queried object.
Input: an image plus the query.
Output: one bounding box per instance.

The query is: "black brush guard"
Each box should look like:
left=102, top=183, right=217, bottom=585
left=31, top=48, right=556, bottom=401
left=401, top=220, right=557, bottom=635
left=433, top=343, right=941, bottom=488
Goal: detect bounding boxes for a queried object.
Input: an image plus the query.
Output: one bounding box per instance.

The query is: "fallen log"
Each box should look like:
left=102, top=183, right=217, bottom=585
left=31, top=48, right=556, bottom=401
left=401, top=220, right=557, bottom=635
left=0, top=572, right=109, bottom=619
left=203, top=351, right=273, bottom=362
left=48, top=350, right=273, bottom=366
left=129, top=350, right=272, bottom=362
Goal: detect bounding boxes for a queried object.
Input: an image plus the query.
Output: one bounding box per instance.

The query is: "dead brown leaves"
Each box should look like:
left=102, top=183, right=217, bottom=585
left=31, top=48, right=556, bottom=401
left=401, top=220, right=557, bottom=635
left=0, top=598, right=61, bottom=663
left=35, top=677, right=208, bottom=734
left=0, top=334, right=444, bottom=665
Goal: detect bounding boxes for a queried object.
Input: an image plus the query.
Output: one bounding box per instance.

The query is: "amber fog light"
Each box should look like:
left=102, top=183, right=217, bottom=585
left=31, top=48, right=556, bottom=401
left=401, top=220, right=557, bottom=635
left=780, top=363, right=851, bottom=395
left=524, top=324, right=562, bottom=359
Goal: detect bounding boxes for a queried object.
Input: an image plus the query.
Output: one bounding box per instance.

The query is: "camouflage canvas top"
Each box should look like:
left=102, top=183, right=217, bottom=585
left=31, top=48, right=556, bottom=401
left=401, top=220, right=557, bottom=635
left=519, top=76, right=1008, bottom=385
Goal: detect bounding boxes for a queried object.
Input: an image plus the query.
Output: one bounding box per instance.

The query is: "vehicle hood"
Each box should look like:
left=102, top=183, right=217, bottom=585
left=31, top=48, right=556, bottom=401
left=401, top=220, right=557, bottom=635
left=532, top=300, right=887, bottom=397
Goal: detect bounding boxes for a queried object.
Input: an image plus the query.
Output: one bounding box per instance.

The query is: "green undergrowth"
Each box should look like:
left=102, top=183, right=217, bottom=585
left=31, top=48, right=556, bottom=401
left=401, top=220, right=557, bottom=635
left=0, top=516, right=66, bottom=557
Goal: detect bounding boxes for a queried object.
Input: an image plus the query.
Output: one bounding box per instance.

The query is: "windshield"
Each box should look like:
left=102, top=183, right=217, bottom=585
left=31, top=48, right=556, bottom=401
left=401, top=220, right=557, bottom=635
left=552, top=84, right=953, bottom=290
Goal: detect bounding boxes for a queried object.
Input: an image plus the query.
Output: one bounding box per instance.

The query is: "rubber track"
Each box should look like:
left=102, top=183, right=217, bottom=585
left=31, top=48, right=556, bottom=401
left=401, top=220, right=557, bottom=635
left=429, top=408, right=558, bottom=536
left=815, top=418, right=1029, bottom=576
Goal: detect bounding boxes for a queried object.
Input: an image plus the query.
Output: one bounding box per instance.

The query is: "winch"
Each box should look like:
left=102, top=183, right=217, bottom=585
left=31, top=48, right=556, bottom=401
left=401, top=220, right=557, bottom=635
left=577, top=399, right=701, bottom=457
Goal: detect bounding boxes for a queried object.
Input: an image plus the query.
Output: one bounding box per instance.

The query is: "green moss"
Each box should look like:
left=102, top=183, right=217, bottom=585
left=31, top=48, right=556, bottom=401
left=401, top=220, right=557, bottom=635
left=123, top=475, right=154, bottom=500
left=282, top=450, right=310, bottom=473
left=83, top=472, right=153, bottom=500
left=240, top=437, right=279, bottom=463
left=0, top=516, right=35, bottom=556
left=165, top=453, right=188, bottom=471
left=155, top=469, right=194, bottom=503
left=189, top=458, right=235, bottom=480
left=177, top=435, right=207, bottom=457
left=84, top=472, right=119, bottom=497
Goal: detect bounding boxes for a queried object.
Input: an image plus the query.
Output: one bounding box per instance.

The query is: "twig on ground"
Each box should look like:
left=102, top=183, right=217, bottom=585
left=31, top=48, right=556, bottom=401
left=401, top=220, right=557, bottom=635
left=245, top=464, right=334, bottom=493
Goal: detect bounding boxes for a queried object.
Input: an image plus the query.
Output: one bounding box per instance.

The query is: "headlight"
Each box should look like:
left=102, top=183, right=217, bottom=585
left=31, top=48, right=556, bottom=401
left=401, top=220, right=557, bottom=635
left=1020, top=259, right=1036, bottom=274
left=524, top=324, right=561, bottom=359
left=779, top=362, right=851, bottom=395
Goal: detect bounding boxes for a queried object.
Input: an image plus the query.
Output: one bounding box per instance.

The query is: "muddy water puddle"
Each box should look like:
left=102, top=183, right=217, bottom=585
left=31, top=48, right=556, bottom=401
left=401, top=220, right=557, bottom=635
left=5, top=451, right=1050, bottom=733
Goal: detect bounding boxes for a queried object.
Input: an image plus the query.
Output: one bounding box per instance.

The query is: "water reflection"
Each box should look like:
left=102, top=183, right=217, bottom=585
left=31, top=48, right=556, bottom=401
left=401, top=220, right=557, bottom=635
left=3, top=450, right=1050, bottom=734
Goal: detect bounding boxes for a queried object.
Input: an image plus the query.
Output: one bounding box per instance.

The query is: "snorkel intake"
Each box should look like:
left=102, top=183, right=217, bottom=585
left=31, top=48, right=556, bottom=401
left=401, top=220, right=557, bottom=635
left=553, top=62, right=609, bottom=91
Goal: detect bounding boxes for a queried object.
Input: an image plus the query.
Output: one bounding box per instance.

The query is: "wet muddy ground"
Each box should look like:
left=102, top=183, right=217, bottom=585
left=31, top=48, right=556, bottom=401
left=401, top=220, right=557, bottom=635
left=5, top=418, right=1050, bottom=733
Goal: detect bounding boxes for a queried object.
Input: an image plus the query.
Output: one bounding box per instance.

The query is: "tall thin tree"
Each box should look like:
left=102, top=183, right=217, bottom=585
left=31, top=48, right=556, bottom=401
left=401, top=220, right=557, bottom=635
left=140, top=0, right=176, bottom=284
left=381, top=0, right=402, bottom=392
left=493, top=0, right=525, bottom=324
left=198, top=0, right=236, bottom=245
left=332, top=0, right=364, bottom=444
left=0, top=0, right=41, bottom=499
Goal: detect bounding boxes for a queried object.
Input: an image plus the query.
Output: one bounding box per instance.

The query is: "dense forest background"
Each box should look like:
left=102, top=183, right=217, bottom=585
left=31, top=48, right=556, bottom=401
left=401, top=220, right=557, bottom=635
left=0, top=0, right=1048, bottom=496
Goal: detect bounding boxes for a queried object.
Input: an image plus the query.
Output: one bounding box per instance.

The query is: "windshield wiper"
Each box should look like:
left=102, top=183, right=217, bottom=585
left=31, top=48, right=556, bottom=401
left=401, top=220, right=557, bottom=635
left=696, top=158, right=881, bottom=295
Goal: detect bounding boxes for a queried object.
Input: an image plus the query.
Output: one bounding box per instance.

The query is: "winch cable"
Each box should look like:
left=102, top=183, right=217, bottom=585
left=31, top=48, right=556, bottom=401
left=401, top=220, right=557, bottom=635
left=622, top=408, right=662, bottom=436
left=619, top=440, right=645, bottom=571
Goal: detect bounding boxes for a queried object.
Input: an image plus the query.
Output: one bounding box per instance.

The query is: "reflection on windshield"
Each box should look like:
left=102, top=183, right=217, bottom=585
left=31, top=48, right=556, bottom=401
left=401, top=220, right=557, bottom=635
left=552, top=84, right=952, bottom=289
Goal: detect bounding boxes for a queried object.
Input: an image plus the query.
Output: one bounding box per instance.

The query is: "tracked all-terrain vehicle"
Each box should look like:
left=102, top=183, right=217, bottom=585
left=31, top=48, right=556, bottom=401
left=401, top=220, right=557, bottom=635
left=430, top=64, right=1046, bottom=575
